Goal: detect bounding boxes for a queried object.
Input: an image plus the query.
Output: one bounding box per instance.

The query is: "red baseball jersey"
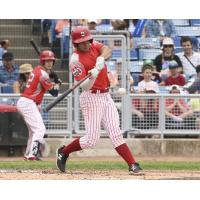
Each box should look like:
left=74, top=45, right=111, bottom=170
left=71, top=41, right=109, bottom=90
left=22, top=66, right=53, bottom=104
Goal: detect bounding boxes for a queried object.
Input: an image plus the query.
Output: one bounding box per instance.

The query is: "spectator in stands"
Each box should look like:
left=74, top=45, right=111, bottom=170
left=55, top=19, right=69, bottom=37
left=164, top=60, right=186, bottom=86
left=123, top=19, right=147, bottom=38
left=0, top=52, right=19, bottom=93
left=13, top=64, right=33, bottom=93
left=177, top=36, right=200, bottom=80
left=184, top=65, right=200, bottom=94
left=165, top=85, right=198, bottom=129
left=87, top=19, right=98, bottom=30
left=144, top=19, right=176, bottom=40
left=132, top=86, right=159, bottom=130
left=138, top=64, right=159, bottom=93
left=154, top=37, right=183, bottom=80
left=139, top=60, right=162, bottom=84
left=0, top=40, right=10, bottom=53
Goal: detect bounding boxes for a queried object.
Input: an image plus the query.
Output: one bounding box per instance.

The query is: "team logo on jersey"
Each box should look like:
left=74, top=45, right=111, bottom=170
left=81, top=31, right=85, bottom=37
left=71, top=65, right=83, bottom=77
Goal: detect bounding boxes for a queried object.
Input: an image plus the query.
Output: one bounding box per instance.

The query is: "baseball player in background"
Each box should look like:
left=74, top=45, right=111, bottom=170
left=17, top=50, right=61, bottom=161
left=56, top=26, right=143, bottom=174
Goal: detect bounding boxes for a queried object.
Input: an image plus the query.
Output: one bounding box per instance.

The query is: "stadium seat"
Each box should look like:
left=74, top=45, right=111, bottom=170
left=111, top=49, right=122, bottom=59
left=174, top=47, right=183, bottom=54
left=175, top=26, right=200, bottom=37
left=130, top=49, right=138, bottom=60
left=172, top=19, right=190, bottom=26
left=133, top=37, right=160, bottom=49
left=190, top=19, right=200, bottom=26
left=96, top=24, right=113, bottom=32
left=139, top=49, right=162, bottom=60
left=173, top=37, right=181, bottom=48
left=1, top=86, right=13, bottom=93
left=128, top=61, right=143, bottom=72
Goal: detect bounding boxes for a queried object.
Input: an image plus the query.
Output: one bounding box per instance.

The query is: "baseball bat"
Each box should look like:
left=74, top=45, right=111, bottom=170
left=43, top=73, right=91, bottom=112
left=30, top=39, right=40, bottom=56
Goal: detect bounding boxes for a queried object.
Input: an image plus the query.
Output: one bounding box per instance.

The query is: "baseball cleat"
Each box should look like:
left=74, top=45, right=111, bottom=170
left=56, top=146, right=69, bottom=173
left=129, top=162, right=144, bottom=175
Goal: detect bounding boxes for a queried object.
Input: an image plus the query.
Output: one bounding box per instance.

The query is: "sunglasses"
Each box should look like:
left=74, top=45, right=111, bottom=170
left=164, top=45, right=173, bottom=48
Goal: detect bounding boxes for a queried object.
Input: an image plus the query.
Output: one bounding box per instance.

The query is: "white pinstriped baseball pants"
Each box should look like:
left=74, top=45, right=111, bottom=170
left=17, top=97, right=46, bottom=158
left=79, top=91, right=125, bottom=149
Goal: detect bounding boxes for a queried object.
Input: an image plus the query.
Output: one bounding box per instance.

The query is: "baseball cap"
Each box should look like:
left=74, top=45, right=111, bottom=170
left=169, top=84, right=181, bottom=91
left=2, top=52, right=14, bottom=61
left=143, top=59, right=154, bottom=66
left=168, top=60, right=179, bottom=69
left=88, top=19, right=97, bottom=24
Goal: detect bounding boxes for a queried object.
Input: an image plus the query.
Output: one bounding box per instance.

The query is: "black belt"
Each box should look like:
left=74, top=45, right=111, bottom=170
left=90, top=89, right=109, bottom=94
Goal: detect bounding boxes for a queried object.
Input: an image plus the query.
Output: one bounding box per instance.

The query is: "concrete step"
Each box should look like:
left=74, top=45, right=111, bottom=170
left=9, top=47, right=61, bottom=59
left=0, top=24, right=32, bottom=35
left=0, top=35, right=41, bottom=47
left=14, top=58, right=69, bottom=71
left=0, top=19, right=25, bottom=25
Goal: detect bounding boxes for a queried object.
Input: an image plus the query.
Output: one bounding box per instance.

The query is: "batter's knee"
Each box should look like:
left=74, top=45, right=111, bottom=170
left=80, top=135, right=100, bottom=149
left=110, top=134, right=125, bottom=148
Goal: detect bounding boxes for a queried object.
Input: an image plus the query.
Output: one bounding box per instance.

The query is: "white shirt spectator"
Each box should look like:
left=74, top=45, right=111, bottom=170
left=138, top=80, right=159, bottom=93
left=177, top=52, right=200, bottom=78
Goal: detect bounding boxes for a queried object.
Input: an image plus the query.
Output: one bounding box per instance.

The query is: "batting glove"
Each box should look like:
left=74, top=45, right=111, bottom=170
left=88, top=68, right=99, bottom=79
left=95, top=56, right=105, bottom=71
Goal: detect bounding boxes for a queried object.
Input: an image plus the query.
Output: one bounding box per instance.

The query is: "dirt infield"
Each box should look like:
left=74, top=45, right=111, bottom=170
left=1, top=169, right=200, bottom=180
left=1, top=156, right=200, bottom=180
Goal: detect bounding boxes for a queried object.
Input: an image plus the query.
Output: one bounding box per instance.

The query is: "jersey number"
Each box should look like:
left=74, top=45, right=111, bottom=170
left=26, top=73, right=35, bottom=88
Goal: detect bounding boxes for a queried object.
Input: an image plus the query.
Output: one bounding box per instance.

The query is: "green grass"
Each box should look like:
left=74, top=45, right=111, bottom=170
left=1, top=160, right=200, bottom=171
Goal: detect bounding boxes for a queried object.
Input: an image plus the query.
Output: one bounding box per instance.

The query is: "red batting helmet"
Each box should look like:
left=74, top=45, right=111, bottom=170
left=40, top=50, right=55, bottom=65
left=72, top=26, right=93, bottom=44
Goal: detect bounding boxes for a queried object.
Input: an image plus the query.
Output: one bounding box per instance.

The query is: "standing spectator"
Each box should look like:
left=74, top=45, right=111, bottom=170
left=144, top=19, right=176, bottom=40
left=55, top=19, right=69, bottom=37
left=13, top=64, right=33, bottom=93
left=177, top=36, right=200, bottom=80
left=164, top=60, right=186, bottom=86
left=124, top=19, right=147, bottom=37
left=154, top=37, right=183, bottom=79
left=0, top=52, right=19, bottom=93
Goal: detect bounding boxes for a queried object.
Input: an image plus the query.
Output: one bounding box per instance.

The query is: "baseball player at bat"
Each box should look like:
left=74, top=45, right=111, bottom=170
left=17, top=50, right=61, bottom=161
left=56, top=26, right=143, bottom=174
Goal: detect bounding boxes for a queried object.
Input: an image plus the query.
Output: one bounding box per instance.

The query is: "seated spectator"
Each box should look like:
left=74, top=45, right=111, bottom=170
left=107, top=61, right=134, bottom=92
left=164, top=60, right=186, bottom=86
left=139, top=60, right=162, bottom=84
left=87, top=19, right=98, bottom=30
left=138, top=64, right=159, bottom=93
left=177, top=36, right=200, bottom=80
left=132, top=86, right=159, bottom=129
left=0, top=52, right=19, bottom=93
left=0, top=40, right=10, bottom=53
left=184, top=65, right=200, bottom=94
left=13, top=64, right=33, bottom=93
left=165, top=85, right=198, bottom=129
left=144, top=19, right=176, bottom=41
left=154, top=37, right=183, bottom=80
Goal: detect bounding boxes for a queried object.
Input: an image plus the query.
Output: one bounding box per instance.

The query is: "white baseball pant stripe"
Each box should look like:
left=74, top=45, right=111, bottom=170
left=79, top=91, right=125, bottom=149
left=17, top=97, right=45, bottom=158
